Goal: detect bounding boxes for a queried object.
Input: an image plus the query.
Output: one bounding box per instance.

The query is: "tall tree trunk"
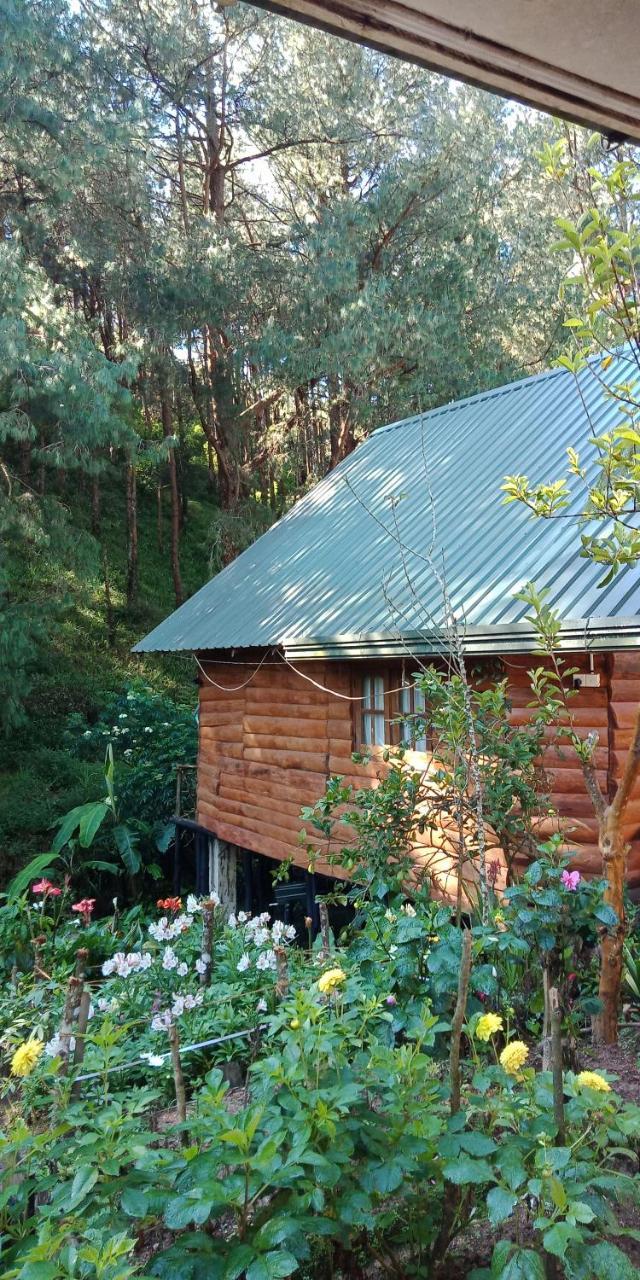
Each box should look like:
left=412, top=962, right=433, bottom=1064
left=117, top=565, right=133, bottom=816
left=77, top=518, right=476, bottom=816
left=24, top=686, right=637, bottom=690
left=125, top=457, right=138, bottom=607
left=91, top=475, right=101, bottom=537
left=160, top=384, right=184, bottom=608
left=157, top=483, right=164, bottom=553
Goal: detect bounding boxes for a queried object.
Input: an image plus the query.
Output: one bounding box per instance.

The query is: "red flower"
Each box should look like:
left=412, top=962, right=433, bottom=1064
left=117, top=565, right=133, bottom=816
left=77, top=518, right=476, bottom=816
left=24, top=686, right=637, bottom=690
left=157, top=897, right=182, bottom=912
left=32, top=879, right=61, bottom=897
left=72, top=898, right=96, bottom=922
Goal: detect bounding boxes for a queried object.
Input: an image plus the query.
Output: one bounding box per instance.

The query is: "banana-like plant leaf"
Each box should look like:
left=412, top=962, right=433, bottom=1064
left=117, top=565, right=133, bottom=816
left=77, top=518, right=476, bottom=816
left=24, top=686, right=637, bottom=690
left=7, top=852, right=61, bottom=903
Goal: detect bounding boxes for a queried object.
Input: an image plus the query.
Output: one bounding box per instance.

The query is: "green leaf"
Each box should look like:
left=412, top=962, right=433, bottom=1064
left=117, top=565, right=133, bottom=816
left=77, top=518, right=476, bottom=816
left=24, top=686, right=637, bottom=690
left=595, top=903, right=618, bottom=927
left=246, top=1252, right=298, bottom=1280
left=443, top=1156, right=494, bottom=1185
left=114, top=823, right=141, bottom=874
left=121, top=1187, right=151, bottom=1217
left=460, top=1132, right=497, bottom=1157
left=486, top=1186, right=516, bottom=1226
left=543, top=1222, right=581, bottom=1259
left=224, top=1245, right=255, bottom=1280
left=6, top=851, right=60, bottom=902
left=52, top=803, right=91, bottom=853
left=78, top=801, right=110, bottom=847
left=67, top=1164, right=98, bottom=1208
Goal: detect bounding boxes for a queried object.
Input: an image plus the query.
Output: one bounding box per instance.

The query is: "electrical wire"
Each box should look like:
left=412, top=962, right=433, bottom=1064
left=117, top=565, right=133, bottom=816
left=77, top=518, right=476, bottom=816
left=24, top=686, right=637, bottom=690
left=194, top=649, right=428, bottom=702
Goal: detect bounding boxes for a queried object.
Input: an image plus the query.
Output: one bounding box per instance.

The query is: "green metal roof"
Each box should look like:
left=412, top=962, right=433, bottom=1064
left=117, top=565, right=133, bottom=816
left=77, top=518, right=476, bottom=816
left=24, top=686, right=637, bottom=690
left=134, top=351, right=640, bottom=658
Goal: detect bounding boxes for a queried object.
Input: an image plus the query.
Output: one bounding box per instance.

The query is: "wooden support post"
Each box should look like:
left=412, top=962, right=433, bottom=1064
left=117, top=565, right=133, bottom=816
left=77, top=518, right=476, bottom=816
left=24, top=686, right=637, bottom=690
left=210, top=836, right=237, bottom=913
left=243, top=848, right=253, bottom=912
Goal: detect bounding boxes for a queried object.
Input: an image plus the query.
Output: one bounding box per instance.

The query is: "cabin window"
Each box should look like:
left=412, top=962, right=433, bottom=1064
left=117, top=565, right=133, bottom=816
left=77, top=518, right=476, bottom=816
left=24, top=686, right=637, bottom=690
left=361, top=675, right=386, bottom=746
left=397, top=681, right=429, bottom=751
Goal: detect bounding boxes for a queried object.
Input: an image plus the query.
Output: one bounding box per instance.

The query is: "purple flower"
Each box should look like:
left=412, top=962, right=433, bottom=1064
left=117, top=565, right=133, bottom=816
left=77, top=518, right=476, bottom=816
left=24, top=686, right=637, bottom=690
left=385, top=995, right=397, bottom=1007
left=561, top=869, right=581, bottom=892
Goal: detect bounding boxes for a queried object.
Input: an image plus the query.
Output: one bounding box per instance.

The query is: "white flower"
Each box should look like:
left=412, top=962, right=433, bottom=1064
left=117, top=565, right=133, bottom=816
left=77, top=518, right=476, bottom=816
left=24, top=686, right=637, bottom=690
left=83, top=730, right=92, bottom=738
left=172, top=995, right=186, bottom=1017
left=238, top=911, right=250, bottom=923
left=256, top=949, right=277, bottom=972
left=227, top=914, right=237, bottom=929
left=118, top=713, right=127, bottom=720
left=124, top=749, right=133, bottom=758
left=144, top=726, right=153, bottom=733
left=183, top=991, right=203, bottom=1010
left=256, top=998, right=267, bottom=1013
left=195, top=957, right=207, bottom=975
left=140, top=1052, right=165, bottom=1067
left=151, top=1010, right=173, bottom=1032
left=237, top=953, right=251, bottom=972
left=44, top=1033, right=64, bottom=1057
left=284, top=924, right=297, bottom=941
left=251, top=927, right=270, bottom=947
left=384, top=909, right=397, bottom=923
left=401, top=903, right=416, bottom=917
left=177, top=962, right=188, bottom=977
left=186, top=894, right=200, bottom=914
left=162, top=947, right=179, bottom=971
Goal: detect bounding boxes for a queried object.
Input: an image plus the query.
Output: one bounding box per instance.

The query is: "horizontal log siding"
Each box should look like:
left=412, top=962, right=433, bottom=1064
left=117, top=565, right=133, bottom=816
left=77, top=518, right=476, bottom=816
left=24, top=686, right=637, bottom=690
left=196, top=651, right=639, bottom=891
left=610, top=652, right=640, bottom=891
left=197, top=659, right=353, bottom=876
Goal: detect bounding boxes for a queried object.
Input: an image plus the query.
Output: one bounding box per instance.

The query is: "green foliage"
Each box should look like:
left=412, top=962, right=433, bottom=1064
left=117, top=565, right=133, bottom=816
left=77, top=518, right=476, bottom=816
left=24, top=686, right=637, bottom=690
left=504, top=141, right=640, bottom=582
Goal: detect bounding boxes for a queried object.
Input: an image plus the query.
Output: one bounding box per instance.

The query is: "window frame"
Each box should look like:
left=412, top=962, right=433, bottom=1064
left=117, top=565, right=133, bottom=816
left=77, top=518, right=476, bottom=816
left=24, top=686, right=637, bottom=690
left=354, top=667, right=430, bottom=752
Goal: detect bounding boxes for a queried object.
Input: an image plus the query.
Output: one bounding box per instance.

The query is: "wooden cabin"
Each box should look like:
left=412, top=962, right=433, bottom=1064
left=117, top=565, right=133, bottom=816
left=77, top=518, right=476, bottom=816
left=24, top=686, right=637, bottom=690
left=135, top=352, right=640, bottom=908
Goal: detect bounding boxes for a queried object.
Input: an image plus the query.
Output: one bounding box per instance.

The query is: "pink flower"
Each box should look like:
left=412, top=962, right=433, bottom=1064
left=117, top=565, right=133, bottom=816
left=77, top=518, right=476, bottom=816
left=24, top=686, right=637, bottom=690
left=386, top=995, right=397, bottom=1007
left=561, top=870, right=581, bottom=892
left=72, top=898, right=96, bottom=922
left=32, top=880, right=61, bottom=897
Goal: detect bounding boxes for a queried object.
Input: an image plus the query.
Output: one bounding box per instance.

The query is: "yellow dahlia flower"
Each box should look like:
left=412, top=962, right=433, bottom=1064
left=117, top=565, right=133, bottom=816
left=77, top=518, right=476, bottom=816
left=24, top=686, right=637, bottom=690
left=317, top=967, right=346, bottom=995
left=475, top=1013, right=503, bottom=1042
left=11, top=1037, right=44, bottom=1078
left=576, top=1070, right=611, bottom=1094
left=499, top=1040, right=529, bottom=1075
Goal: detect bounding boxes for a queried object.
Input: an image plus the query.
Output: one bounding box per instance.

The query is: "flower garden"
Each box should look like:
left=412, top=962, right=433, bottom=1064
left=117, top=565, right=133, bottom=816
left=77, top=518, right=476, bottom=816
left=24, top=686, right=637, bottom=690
left=2, top=839, right=640, bottom=1280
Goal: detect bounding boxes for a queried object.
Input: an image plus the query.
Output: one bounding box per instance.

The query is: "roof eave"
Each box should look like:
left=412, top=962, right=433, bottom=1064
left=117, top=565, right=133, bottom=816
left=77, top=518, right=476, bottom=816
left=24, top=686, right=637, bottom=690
left=282, top=618, right=640, bottom=660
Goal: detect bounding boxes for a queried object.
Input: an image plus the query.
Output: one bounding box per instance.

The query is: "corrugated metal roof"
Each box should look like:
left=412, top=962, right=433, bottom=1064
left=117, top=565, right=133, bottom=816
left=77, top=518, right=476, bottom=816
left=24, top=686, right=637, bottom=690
left=134, top=349, right=640, bottom=657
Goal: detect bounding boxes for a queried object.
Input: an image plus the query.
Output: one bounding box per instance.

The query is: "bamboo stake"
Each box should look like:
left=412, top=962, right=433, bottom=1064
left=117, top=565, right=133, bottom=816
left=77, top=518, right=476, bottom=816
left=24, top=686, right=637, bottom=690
left=70, top=991, right=92, bottom=1100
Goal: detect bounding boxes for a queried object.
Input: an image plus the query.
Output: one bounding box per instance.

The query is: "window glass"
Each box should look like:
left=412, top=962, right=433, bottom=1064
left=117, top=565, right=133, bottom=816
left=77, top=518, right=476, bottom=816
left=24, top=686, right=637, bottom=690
left=361, top=675, right=385, bottom=746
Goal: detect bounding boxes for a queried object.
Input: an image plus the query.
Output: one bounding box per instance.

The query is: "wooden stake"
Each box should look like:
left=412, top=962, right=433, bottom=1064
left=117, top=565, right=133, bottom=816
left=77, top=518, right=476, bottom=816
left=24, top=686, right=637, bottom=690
left=319, top=902, right=331, bottom=960
left=275, top=946, right=289, bottom=1000
left=550, top=987, right=565, bottom=1145
left=168, top=1023, right=187, bottom=1135
left=70, top=991, right=92, bottom=1100
left=450, top=929, right=473, bottom=1115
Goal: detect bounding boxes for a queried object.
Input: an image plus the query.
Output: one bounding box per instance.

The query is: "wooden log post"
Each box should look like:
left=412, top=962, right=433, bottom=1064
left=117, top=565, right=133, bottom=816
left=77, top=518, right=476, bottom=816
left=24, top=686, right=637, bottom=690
left=209, top=836, right=237, bottom=914
left=168, top=1023, right=188, bottom=1139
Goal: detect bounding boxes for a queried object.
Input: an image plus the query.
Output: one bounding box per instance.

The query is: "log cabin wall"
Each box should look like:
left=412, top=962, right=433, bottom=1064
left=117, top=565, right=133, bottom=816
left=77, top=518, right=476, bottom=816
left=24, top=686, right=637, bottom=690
left=196, top=649, right=640, bottom=892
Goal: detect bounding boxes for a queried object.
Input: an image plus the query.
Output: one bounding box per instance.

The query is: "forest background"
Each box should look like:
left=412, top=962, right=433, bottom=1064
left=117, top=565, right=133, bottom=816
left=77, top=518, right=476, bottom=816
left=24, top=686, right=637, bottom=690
left=0, top=0, right=604, bottom=877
